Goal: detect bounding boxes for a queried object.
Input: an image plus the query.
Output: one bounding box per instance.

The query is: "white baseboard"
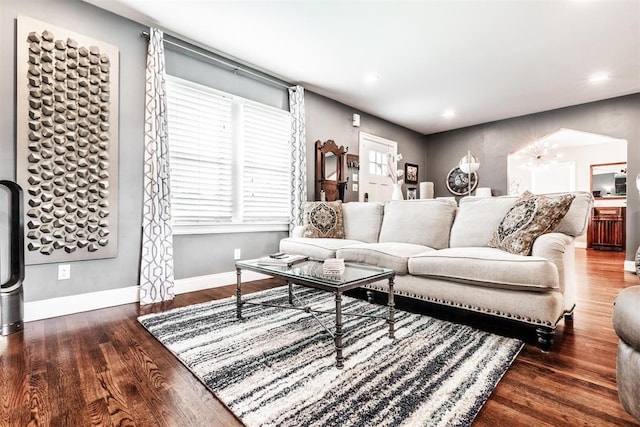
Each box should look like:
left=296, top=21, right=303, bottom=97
left=173, top=270, right=269, bottom=294
left=23, top=285, right=140, bottom=322
left=575, top=241, right=586, bottom=249
left=624, top=260, right=637, bottom=273
left=23, top=270, right=270, bottom=322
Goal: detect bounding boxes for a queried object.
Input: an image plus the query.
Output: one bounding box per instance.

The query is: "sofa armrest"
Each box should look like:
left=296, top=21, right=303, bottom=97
left=613, top=286, right=640, bottom=420
left=532, top=232, right=574, bottom=258
left=613, top=286, right=640, bottom=351
left=531, top=232, right=576, bottom=311
left=291, top=225, right=304, bottom=238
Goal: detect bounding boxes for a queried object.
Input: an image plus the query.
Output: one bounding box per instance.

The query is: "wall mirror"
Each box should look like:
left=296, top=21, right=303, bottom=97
left=590, top=162, right=627, bottom=198
left=315, top=140, right=346, bottom=201
left=325, top=152, right=337, bottom=181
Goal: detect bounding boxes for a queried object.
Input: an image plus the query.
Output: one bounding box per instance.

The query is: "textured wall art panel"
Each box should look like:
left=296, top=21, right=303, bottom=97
left=16, top=16, right=119, bottom=265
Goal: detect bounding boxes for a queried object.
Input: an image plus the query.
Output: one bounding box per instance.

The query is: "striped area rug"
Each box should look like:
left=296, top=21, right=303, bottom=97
left=138, top=286, right=523, bottom=427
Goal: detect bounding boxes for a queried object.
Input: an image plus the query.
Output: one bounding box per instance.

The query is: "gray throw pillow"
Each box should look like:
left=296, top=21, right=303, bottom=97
left=489, top=191, right=575, bottom=255
left=302, top=201, right=345, bottom=239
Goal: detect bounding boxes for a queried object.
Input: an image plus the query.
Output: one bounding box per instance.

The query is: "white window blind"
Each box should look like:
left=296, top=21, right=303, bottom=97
left=242, top=101, right=292, bottom=222
left=166, top=76, right=233, bottom=226
left=165, top=75, right=291, bottom=232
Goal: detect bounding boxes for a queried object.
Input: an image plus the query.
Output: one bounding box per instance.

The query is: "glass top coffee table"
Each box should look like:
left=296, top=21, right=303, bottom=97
left=235, top=259, right=396, bottom=368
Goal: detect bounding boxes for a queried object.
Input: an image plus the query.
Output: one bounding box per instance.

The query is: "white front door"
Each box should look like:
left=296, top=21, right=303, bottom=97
left=358, top=132, right=397, bottom=202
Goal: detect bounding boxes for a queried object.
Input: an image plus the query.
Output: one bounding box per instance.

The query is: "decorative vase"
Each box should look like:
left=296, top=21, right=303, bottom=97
left=391, top=183, right=404, bottom=200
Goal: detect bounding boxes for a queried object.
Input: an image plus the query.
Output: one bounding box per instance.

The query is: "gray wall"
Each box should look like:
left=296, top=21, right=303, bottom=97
left=164, top=44, right=289, bottom=111
left=305, top=91, right=428, bottom=201
left=0, top=0, right=430, bottom=302
left=173, top=232, right=285, bottom=279
left=1, top=0, right=147, bottom=301
left=424, top=94, right=640, bottom=259
left=0, top=0, right=291, bottom=300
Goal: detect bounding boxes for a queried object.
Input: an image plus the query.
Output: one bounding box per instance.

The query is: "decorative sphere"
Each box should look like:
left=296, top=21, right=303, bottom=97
left=459, top=155, right=480, bottom=173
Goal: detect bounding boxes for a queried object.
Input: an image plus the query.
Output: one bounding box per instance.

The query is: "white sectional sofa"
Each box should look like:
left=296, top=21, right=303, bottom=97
left=280, top=193, right=593, bottom=351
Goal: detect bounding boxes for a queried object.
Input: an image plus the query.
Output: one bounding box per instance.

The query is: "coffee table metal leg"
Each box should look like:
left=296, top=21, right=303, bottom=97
left=335, top=290, right=344, bottom=369
left=288, top=280, right=293, bottom=305
left=388, top=276, right=395, bottom=339
left=236, top=267, right=242, bottom=319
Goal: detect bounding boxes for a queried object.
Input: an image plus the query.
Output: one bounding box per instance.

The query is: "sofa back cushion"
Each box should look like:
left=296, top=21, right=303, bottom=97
left=342, top=202, right=384, bottom=243
left=378, top=199, right=457, bottom=249
left=488, top=191, right=576, bottom=256
left=553, top=191, right=593, bottom=236
left=450, top=191, right=594, bottom=248
left=450, top=197, right=516, bottom=248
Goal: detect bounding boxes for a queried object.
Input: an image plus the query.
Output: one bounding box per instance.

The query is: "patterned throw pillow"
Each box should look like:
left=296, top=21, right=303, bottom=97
left=489, top=191, right=575, bottom=256
left=302, top=201, right=345, bottom=239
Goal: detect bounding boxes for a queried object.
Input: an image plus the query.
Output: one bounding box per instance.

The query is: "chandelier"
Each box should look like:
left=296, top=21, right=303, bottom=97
left=515, top=141, right=561, bottom=169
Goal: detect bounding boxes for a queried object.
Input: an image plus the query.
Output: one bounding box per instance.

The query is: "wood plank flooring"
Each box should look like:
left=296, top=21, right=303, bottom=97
left=1, top=250, right=638, bottom=426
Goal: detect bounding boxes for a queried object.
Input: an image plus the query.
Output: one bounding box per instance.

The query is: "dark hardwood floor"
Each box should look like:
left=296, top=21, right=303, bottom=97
left=1, top=249, right=638, bottom=426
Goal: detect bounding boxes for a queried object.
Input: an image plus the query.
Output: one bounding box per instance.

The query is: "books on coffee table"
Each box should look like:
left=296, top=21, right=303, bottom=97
left=323, top=258, right=345, bottom=275
left=257, top=254, right=309, bottom=267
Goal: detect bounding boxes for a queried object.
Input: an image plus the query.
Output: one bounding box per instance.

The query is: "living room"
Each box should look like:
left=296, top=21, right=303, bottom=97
left=1, top=0, right=639, bottom=425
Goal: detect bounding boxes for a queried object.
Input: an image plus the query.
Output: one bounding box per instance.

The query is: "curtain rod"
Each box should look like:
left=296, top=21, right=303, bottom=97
left=141, top=31, right=295, bottom=90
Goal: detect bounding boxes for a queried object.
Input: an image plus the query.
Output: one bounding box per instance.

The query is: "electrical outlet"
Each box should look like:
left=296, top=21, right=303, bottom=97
left=234, top=248, right=241, bottom=260
left=58, top=264, right=70, bottom=280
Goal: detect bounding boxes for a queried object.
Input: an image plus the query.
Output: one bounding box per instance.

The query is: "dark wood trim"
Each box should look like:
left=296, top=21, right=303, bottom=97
left=587, top=206, right=626, bottom=251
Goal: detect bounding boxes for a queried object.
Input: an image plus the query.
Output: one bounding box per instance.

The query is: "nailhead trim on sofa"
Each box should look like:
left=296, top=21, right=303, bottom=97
left=364, top=283, right=555, bottom=327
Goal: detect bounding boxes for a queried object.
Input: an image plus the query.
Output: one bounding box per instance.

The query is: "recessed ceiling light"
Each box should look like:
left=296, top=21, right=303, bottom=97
left=364, top=74, right=379, bottom=84
left=589, top=73, right=609, bottom=83
left=442, top=109, right=456, bottom=118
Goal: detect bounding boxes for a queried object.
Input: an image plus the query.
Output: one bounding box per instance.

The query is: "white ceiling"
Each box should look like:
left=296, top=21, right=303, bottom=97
left=86, top=0, right=640, bottom=135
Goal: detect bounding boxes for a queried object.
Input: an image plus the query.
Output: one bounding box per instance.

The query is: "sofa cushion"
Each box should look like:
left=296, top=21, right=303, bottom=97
left=302, top=201, right=345, bottom=238
left=489, top=191, right=575, bottom=256
left=407, top=247, right=560, bottom=292
left=337, top=242, right=434, bottom=275
left=450, top=197, right=516, bottom=248
left=552, top=191, right=593, bottom=237
left=616, top=340, right=640, bottom=421
left=280, top=237, right=362, bottom=260
left=342, top=202, right=384, bottom=243
left=613, top=286, right=640, bottom=420
left=378, top=199, right=457, bottom=249
left=613, top=286, right=640, bottom=351
left=451, top=192, right=593, bottom=247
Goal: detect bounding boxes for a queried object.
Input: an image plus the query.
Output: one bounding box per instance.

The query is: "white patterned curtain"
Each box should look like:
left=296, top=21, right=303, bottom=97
left=140, top=28, right=175, bottom=304
left=289, top=85, right=307, bottom=234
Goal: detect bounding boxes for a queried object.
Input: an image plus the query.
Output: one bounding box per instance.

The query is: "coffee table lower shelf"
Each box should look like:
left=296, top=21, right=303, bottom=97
left=235, top=259, right=396, bottom=369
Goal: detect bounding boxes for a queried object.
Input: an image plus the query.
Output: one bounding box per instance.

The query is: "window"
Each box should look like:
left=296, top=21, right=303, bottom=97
left=166, top=76, right=291, bottom=233
left=369, top=150, right=388, bottom=177
left=166, top=77, right=234, bottom=226
left=242, top=102, right=292, bottom=222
